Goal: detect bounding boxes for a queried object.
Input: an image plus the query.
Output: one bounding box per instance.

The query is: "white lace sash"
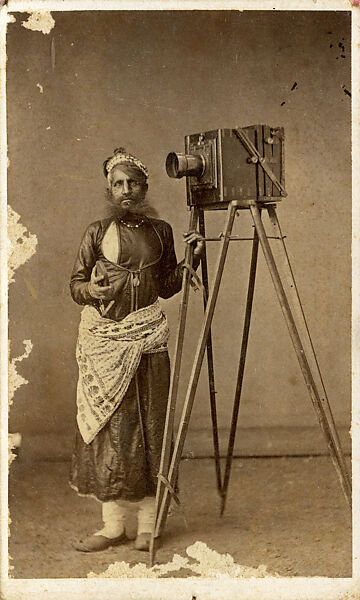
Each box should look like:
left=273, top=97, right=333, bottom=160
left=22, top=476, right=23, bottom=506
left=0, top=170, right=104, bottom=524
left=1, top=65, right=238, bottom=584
left=76, top=299, right=169, bottom=444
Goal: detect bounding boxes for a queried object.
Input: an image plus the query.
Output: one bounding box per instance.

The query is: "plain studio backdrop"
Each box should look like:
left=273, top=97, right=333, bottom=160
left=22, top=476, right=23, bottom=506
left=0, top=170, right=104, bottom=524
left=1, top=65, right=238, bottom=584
left=7, top=10, right=351, bottom=460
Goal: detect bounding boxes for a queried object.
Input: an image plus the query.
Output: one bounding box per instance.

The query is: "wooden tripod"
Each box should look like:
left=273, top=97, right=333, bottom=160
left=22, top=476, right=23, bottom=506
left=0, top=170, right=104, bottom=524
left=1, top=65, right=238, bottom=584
left=149, top=199, right=352, bottom=565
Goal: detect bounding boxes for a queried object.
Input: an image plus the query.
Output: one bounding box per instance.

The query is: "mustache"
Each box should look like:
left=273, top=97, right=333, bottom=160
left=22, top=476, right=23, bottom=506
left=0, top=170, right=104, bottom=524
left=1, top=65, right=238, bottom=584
left=104, top=188, right=159, bottom=219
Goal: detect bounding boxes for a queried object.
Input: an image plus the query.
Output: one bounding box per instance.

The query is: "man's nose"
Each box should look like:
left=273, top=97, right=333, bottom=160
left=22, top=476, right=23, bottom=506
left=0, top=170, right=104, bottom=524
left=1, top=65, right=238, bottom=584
left=123, top=180, right=129, bottom=193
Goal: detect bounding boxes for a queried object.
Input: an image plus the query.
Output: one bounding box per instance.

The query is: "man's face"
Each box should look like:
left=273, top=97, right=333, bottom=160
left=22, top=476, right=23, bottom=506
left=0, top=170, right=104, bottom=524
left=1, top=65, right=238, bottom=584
left=109, top=164, right=148, bottom=213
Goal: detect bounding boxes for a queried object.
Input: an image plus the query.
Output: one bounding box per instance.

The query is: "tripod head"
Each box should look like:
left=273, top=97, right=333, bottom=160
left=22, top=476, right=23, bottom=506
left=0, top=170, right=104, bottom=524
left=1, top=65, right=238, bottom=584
left=165, top=125, right=287, bottom=210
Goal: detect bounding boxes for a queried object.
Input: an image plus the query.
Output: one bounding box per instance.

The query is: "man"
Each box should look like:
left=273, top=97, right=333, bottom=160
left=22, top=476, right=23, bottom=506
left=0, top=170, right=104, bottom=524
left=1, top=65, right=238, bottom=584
left=69, top=148, right=203, bottom=552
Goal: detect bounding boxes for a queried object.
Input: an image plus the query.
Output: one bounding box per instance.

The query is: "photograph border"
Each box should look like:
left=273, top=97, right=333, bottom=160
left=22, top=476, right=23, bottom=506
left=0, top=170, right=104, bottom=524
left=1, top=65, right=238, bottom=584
left=1, top=1, right=359, bottom=598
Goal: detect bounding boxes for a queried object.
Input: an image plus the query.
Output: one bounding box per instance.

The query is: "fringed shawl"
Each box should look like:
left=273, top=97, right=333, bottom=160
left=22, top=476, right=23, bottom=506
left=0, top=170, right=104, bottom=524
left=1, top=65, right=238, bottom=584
left=76, top=300, right=169, bottom=444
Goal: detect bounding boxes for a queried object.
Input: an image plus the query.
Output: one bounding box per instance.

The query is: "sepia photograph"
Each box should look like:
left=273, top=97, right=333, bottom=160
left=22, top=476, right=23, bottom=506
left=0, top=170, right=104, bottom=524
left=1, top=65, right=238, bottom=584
left=1, top=1, right=359, bottom=598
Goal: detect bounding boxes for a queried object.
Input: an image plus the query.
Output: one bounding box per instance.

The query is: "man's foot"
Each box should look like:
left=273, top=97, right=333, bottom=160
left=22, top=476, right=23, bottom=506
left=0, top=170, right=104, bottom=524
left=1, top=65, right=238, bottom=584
left=134, top=533, right=161, bottom=552
left=73, top=531, right=128, bottom=552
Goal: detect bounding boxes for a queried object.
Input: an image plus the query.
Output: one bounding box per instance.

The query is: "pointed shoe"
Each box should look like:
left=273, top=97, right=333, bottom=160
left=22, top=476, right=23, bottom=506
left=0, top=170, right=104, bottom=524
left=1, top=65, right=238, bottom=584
left=73, top=531, right=128, bottom=552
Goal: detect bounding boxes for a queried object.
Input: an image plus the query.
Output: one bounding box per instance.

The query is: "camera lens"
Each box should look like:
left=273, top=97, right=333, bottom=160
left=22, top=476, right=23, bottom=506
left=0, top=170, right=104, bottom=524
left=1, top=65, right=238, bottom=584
left=166, top=152, right=205, bottom=179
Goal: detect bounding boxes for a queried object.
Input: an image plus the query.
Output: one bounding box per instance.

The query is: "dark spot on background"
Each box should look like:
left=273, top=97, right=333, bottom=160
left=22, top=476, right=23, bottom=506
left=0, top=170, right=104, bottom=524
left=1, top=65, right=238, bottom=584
left=330, top=43, right=333, bottom=48
left=291, top=82, right=298, bottom=91
left=280, top=101, right=285, bottom=106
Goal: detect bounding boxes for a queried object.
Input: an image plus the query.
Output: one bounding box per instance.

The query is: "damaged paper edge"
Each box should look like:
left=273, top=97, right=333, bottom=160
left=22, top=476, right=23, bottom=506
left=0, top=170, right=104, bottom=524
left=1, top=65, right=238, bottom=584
left=1, top=0, right=353, bottom=12
left=0, top=4, right=9, bottom=587
left=87, top=541, right=273, bottom=579
left=5, top=205, right=37, bottom=577
left=0, top=5, right=39, bottom=584
left=351, top=5, right=360, bottom=590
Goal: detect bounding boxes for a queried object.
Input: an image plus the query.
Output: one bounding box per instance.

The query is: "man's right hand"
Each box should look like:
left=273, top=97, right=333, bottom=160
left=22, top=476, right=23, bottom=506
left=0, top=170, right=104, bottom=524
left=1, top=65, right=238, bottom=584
left=88, top=265, right=114, bottom=301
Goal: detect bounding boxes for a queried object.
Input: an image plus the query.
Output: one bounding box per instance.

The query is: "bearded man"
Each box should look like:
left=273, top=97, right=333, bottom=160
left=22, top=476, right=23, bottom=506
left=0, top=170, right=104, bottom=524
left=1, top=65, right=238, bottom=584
left=69, top=148, right=203, bottom=552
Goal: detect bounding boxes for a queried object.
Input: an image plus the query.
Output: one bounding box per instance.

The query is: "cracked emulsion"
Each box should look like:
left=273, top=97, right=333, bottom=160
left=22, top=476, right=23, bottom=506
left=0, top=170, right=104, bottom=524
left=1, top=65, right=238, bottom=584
left=87, top=542, right=272, bottom=579
left=7, top=207, right=37, bottom=462
left=21, top=11, right=55, bottom=35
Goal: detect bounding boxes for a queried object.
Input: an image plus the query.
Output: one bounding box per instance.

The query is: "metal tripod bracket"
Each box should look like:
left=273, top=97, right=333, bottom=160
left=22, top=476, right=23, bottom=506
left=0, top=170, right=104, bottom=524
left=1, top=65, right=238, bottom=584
left=233, top=127, right=287, bottom=198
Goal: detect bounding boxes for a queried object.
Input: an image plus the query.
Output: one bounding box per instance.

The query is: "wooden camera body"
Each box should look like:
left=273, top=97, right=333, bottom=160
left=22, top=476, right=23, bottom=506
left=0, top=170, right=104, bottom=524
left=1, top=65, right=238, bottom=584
left=166, top=125, right=285, bottom=210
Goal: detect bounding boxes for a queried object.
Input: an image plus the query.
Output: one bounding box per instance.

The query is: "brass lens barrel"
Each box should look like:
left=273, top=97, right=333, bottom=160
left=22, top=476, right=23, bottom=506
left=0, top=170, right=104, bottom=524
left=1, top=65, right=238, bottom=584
left=166, top=152, right=205, bottom=179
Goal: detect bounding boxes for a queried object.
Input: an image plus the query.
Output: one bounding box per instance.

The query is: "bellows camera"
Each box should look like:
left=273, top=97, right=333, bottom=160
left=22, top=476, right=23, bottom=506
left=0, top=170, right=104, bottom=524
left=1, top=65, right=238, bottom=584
left=166, top=125, right=286, bottom=209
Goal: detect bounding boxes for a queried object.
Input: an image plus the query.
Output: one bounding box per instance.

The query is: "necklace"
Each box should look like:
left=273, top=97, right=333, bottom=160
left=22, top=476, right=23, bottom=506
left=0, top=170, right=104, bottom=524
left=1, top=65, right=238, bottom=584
left=119, top=217, right=145, bottom=229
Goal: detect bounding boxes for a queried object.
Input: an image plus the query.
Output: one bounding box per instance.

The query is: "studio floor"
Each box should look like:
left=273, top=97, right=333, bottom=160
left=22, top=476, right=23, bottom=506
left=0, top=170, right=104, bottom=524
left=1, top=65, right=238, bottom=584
left=8, top=455, right=351, bottom=579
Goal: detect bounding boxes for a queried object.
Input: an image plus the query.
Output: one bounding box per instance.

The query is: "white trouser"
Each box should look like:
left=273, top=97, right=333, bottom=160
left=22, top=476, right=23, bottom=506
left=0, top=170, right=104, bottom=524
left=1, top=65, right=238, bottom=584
left=137, top=496, right=156, bottom=535
left=95, top=497, right=156, bottom=538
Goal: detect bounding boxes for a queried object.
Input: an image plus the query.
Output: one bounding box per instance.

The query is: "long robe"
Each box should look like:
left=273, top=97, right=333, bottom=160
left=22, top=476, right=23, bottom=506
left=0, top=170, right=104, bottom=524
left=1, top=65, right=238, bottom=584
left=69, top=216, right=184, bottom=502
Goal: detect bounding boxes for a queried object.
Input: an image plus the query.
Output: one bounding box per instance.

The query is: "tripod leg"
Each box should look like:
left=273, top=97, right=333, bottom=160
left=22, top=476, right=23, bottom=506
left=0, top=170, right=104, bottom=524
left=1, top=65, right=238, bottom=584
left=266, top=205, right=351, bottom=502
left=220, top=229, right=259, bottom=516
left=250, top=203, right=351, bottom=507
left=151, top=202, right=238, bottom=555
left=149, top=206, right=199, bottom=565
left=198, top=209, right=222, bottom=496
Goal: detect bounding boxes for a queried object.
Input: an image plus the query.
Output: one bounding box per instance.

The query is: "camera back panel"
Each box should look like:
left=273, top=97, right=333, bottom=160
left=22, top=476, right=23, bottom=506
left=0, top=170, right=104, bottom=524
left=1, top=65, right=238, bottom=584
left=185, top=126, right=284, bottom=209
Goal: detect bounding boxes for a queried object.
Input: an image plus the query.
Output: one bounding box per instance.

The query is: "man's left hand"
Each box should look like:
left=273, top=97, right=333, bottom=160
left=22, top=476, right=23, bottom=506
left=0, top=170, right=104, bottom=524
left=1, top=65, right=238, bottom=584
left=183, top=231, right=205, bottom=257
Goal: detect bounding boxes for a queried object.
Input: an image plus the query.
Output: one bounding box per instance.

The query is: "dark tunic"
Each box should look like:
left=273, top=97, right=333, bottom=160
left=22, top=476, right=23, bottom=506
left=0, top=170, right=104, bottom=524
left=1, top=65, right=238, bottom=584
left=69, top=216, right=184, bottom=502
